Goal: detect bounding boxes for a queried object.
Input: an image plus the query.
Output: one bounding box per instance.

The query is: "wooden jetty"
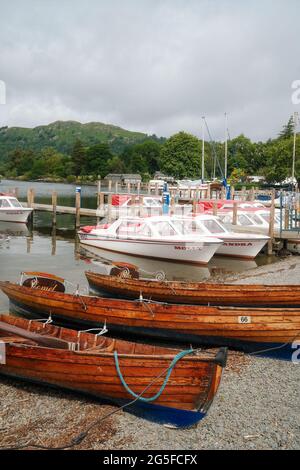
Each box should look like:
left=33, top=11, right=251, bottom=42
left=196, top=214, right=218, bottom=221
left=7, top=182, right=300, bottom=256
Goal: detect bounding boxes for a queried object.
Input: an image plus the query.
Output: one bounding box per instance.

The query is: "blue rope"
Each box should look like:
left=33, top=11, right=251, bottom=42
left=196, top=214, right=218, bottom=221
left=114, top=349, right=194, bottom=403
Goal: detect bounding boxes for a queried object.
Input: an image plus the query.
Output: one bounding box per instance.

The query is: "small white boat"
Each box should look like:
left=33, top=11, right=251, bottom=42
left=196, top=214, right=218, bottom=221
left=171, top=215, right=269, bottom=260
left=218, top=209, right=281, bottom=235
left=78, top=216, right=223, bottom=265
left=0, top=195, right=33, bottom=223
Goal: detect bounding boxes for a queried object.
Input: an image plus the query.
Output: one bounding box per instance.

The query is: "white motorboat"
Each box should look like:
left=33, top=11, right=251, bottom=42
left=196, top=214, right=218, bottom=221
left=218, top=209, right=281, bottom=235
left=171, top=215, right=269, bottom=259
left=78, top=216, right=223, bottom=265
left=0, top=195, right=33, bottom=223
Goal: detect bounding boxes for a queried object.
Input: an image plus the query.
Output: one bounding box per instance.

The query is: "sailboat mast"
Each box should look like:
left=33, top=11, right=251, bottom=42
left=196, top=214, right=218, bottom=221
left=224, top=112, right=228, bottom=180
left=292, top=111, right=298, bottom=186
left=201, top=117, right=205, bottom=181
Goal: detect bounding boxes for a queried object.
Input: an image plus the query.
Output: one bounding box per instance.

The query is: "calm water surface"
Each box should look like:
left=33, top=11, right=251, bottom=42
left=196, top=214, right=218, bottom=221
left=0, top=179, right=279, bottom=312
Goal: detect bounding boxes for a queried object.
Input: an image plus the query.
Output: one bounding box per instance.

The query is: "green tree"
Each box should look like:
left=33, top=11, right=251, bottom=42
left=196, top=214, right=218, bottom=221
left=227, top=135, right=255, bottom=175
left=262, top=135, right=300, bottom=183
left=85, top=143, right=114, bottom=177
left=159, top=132, right=201, bottom=179
left=278, top=116, right=295, bottom=139
left=7, top=149, right=35, bottom=176
left=107, top=156, right=125, bottom=174
left=71, top=139, right=86, bottom=176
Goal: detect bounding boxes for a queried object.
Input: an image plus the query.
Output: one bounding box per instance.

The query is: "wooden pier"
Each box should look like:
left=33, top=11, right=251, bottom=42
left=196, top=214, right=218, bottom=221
left=8, top=182, right=300, bottom=256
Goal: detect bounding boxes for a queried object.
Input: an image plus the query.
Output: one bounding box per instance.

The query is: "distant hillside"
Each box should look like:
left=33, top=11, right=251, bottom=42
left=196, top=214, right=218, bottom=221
left=0, top=120, right=163, bottom=160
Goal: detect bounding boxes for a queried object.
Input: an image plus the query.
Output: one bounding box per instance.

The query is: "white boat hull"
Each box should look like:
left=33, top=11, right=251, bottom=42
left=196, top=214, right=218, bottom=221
left=78, top=235, right=221, bottom=265
left=0, top=208, right=32, bottom=223
left=216, top=236, right=269, bottom=259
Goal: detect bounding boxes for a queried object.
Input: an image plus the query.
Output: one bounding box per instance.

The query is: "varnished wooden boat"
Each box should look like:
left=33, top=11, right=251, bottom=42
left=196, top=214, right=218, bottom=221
left=0, top=314, right=226, bottom=428
left=85, top=269, right=300, bottom=307
left=0, top=275, right=299, bottom=360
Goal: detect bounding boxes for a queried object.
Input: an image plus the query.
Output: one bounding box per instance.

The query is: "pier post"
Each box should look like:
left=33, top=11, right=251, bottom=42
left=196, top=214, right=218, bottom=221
left=108, top=180, right=112, bottom=193
left=130, top=194, right=136, bottom=216
left=230, top=185, right=235, bottom=200
left=207, top=184, right=211, bottom=200
left=268, top=189, right=276, bottom=256
left=213, top=200, right=218, bottom=216
left=14, top=187, right=19, bottom=198
left=147, top=182, right=151, bottom=195
left=232, top=201, right=238, bottom=225
left=97, top=180, right=101, bottom=206
left=27, top=188, right=35, bottom=208
left=138, top=195, right=143, bottom=217
left=192, top=198, right=197, bottom=214
left=284, top=208, right=289, bottom=230
left=51, top=225, right=57, bottom=256
left=241, top=186, right=246, bottom=201
left=52, top=191, right=57, bottom=226
left=107, top=193, right=112, bottom=223
left=75, top=191, right=81, bottom=229
left=27, top=189, right=31, bottom=208
left=170, top=196, right=175, bottom=215
left=155, top=183, right=158, bottom=196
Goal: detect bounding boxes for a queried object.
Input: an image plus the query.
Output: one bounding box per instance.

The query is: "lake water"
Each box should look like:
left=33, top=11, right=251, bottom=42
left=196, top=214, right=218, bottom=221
left=0, top=179, right=279, bottom=312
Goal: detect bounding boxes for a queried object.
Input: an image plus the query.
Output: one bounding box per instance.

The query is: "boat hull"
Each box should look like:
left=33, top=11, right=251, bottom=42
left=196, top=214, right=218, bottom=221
left=0, top=314, right=225, bottom=428
left=9, top=302, right=297, bottom=361
left=78, top=235, right=221, bottom=265
left=0, top=208, right=32, bottom=223
left=85, top=271, right=300, bottom=307
left=1, top=281, right=299, bottom=361
left=216, top=237, right=268, bottom=259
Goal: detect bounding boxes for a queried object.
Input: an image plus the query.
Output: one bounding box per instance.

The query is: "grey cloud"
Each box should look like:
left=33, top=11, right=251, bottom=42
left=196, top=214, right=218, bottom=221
left=0, top=0, right=299, bottom=140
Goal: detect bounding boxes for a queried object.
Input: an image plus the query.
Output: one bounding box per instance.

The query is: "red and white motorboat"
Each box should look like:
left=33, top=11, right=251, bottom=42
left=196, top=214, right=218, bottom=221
left=78, top=216, right=223, bottom=265
left=0, top=195, right=33, bottom=223
left=171, top=215, right=269, bottom=259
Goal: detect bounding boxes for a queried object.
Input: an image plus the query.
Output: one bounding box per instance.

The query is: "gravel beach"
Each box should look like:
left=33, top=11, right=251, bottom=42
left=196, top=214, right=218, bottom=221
left=0, top=257, right=299, bottom=450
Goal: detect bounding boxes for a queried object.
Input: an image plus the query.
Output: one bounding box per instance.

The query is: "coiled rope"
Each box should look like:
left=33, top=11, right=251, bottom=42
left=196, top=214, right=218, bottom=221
left=114, top=348, right=194, bottom=402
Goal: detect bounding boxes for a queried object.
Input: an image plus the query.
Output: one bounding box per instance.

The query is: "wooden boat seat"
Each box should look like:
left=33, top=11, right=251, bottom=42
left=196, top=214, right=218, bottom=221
left=80, top=339, right=116, bottom=354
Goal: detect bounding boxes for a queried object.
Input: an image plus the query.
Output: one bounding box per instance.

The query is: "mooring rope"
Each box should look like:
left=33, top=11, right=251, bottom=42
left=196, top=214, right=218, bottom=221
left=114, top=348, right=194, bottom=403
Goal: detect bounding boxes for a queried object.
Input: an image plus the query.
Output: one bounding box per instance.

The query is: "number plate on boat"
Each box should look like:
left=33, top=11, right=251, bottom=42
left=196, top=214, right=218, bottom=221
left=238, top=316, right=251, bottom=324
left=0, top=342, right=6, bottom=364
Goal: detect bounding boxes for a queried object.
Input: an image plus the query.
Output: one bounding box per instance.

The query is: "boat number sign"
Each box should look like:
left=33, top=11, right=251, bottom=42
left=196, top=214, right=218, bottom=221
left=238, top=316, right=251, bottom=324
left=0, top=341, right=6, bottom=364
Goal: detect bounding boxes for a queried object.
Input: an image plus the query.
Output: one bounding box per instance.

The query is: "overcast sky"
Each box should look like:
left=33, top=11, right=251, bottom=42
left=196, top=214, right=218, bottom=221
left=0, top=0, right=299, bottom=141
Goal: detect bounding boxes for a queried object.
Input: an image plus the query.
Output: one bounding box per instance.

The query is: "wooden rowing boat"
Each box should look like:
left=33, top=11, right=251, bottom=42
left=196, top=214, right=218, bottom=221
left=85, top=269, right=300, bottom=307
left=0, top=277, right=299, bottom=360
left=0, top=314, right=226, bottom=428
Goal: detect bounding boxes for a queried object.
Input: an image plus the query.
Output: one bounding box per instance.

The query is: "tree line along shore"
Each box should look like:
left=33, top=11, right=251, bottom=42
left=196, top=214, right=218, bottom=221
left=0, top=117, right=299, bottom=186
